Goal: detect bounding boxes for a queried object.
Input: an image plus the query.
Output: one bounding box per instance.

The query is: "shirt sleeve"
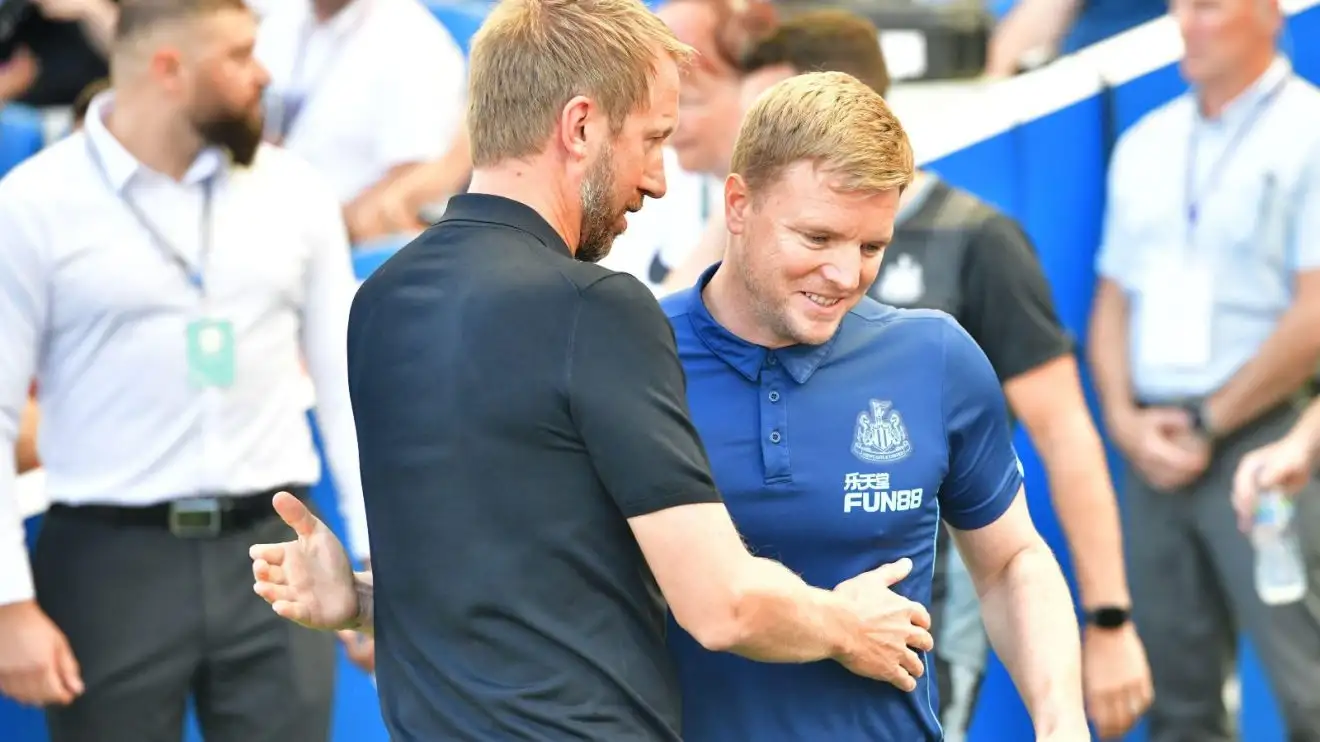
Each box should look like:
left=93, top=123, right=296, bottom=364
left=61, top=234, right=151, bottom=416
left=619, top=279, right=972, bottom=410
left=374, top=26, right=467, bottom=169
left=1094, top=132, right=1137, bottom=285
left=568, top=274, right=724, bottom=517
left=296, top=163, right=371, bottom=560
left=0, top=174, right=48, bottom=605
left=1288, top=139, right=1320, bottom=271
left=957, top=213, right=1073, bottom=383
left=937, top=318, right=1025, bottom=532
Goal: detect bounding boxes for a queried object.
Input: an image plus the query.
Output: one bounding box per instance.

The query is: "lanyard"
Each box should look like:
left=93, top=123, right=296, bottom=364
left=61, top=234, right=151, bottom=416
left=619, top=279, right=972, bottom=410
left=272, top=8, right=367, bottom=140
left=1185, top=74, right=1289, bottom=243
left=85, top=136, right=216, bottom=296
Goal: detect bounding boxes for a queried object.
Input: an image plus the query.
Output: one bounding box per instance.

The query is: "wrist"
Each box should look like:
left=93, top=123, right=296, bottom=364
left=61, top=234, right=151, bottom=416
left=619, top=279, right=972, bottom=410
left=1082, top=604, right=1132, bottom=631
left=1104, top=403, right=1139, bottom=445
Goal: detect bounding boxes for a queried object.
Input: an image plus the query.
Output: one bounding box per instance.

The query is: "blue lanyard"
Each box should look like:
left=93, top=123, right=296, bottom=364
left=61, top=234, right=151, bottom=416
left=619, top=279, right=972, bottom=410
left=1185, top=74, right=1289, bottom=243
left=85, top=135, right=215, bottom=295
left=270, top=9, right=367, bottom=140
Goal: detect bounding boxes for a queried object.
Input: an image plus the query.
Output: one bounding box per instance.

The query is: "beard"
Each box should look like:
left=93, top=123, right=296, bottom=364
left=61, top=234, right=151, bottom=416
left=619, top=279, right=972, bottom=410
left=192, top=104, right=264, bottom=167
left=575, top=143, right=623, bottom=264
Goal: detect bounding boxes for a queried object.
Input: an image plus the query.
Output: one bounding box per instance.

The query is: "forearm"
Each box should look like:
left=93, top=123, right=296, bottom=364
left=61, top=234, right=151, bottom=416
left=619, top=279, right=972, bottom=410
left=77, top=0, right=118, bottom=55
left=978, top=542, right=1085, bottom=733
left=719, top=556, right=858, bottom=664
left=1293, top=398, right=1320, bottom=460
left=15, top=399, right=38, bottom=475
left=350, top=571, right=374, bottom=635
left=1035, top=412, right=1130, bottom=608
left=1087, top=285, right=1136, bottom=430
left=1206, top=304, right=1320, bottom=436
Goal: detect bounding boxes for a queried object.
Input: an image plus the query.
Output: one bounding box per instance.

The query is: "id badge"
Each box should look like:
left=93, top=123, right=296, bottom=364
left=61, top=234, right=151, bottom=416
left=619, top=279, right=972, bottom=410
left=1136, top=253, right=1214, bottom=370
left=187, top=319, right=236, bottom=389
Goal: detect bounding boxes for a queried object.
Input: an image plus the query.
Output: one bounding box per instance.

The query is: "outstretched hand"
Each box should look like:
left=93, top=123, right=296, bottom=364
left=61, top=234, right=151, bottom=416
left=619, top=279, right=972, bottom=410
left=250, top=492, right=360, bottom=631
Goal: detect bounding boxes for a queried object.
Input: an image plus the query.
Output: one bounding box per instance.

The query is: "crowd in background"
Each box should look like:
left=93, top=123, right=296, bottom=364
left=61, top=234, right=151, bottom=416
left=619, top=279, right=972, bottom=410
left=1, top=0, right=1318, bottom=740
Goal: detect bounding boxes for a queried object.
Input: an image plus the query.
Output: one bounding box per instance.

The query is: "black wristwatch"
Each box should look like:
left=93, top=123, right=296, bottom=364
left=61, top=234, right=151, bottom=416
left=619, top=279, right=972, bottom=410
left=1184, top=400, right=1215, bottom=440
left=1084, top=606, right=1132, bottom=629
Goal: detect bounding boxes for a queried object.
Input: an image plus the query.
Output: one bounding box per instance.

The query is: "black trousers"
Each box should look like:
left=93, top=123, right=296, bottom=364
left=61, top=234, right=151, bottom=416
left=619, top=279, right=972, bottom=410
left=32, top=493, right=337, bottom=742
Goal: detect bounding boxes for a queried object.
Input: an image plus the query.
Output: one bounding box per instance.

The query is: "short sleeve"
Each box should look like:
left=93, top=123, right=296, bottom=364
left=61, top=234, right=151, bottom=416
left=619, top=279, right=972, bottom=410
left=568, top=274, right=723, bottom=517
left=937, top=319, right=1024, bottom=531
left=958, top=214, right=1073, bottom=383
left=1095, top=132, right=1138, bottom=285
left=1289, top=140, right=1320, bottom=271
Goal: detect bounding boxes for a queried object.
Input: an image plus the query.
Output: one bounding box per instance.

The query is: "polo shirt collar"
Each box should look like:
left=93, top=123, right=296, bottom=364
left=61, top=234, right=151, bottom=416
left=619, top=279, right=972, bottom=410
left=685, top=263, right=838, bottom=384
left=439, top=194, right=573, bottom=258
left=1200, top=55, right=1292, bottom=128
left=83, top=91, right=227, bottom=193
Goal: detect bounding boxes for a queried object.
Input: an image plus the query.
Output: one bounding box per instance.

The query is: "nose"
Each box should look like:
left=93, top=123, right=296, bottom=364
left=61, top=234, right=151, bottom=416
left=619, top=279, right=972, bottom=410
left=819, top=250, right=863, bottom=292
left=642, top=154, right=667, bottom=201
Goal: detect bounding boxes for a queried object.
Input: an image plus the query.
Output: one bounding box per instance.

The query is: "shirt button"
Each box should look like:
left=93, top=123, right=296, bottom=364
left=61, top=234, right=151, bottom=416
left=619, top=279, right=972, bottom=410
left=769, top=430, right=782, bottom=444
left=766, top=355, right=777, bottom=366
left=768, top=391, right=780, bottom=403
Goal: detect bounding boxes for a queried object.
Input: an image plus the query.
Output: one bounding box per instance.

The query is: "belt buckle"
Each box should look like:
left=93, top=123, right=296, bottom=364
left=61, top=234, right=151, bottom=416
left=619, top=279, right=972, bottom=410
left=168, top=497, right=223, bottom=538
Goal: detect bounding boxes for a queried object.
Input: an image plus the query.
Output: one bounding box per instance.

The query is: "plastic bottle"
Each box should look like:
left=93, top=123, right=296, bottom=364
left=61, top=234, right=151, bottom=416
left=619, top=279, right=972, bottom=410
left=1253, top=489, right=1308, bottom=606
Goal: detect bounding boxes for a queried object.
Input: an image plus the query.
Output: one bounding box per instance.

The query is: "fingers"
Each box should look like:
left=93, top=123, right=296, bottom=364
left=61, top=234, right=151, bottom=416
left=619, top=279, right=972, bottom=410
left=908, top=602, right=931, bottom=630
left=253, top=580, right=296, bottom=606
left=338, top=630, right=377, bottom=673
left=271, top=600, right=311, bottom=625
left=1145, top=407, right=1192, bottom=433
left=251, top=558, right=286, bottom=586
left=1232, top=454, right=1266, bottom=530
left=272, top=491, right=319, bottom=538
left=906, top=624, right=934, bottom=653
left=888, top=665, right=918, bottom=693
left=53, top=638, right=83, bottom=700
left=1089, top=686, right=1150, bottom=740
left=872, top=558, right=913, bottom=587
left=899, top=647, right=925, bottom=680
left=248, top=543, right=286, bottom=566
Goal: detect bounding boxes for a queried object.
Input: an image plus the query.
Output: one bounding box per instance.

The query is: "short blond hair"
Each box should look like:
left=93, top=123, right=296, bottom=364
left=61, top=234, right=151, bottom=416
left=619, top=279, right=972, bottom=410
left=732, top=71, right=914, bottom=196
left=467, top=0, right=692, bottom=167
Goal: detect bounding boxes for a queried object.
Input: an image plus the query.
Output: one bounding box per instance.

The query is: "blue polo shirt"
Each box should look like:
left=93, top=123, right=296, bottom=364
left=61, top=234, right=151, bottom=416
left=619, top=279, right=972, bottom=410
left=660, top=265, right=1024, bottom=742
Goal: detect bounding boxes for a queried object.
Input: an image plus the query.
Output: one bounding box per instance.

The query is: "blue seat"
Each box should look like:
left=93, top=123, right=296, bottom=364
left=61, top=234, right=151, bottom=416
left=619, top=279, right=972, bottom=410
left=353, top=234, right=414, bottom=281
left=422, top=0, right=489, bottom=54
left=0, top=104, right=46, bottom=180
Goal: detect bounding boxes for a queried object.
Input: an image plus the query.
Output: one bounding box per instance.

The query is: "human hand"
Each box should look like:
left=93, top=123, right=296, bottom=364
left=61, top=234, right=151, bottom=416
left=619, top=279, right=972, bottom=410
left=1233, top=435, right=1315, bottom=531
left=832, top=558, right=935, bottom=691
left=338, top=630, right=376, bottom=674
left=1116, top=407, right=1210, bottom=491
left=0, top=600, right=83, bottom=706
left=250, top=492, right=359, bottom=631
left=0, top=47, right=38, bottom=103
left=1082, top=624, right=1153, bottom=739
left=343, top=190, right=426, bottom=244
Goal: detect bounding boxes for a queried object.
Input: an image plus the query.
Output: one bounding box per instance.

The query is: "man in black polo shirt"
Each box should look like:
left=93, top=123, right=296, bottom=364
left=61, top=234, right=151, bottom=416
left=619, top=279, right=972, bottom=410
left=250, top=1, right=940, bottom=740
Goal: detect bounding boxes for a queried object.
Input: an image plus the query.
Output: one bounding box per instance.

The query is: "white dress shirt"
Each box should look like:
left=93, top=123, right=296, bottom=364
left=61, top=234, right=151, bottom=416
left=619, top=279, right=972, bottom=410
left=0, top=94, right=369, bottom=606
left=255, top=0, right=467, bottom=205
left=600, top=147, right=717, bottom=295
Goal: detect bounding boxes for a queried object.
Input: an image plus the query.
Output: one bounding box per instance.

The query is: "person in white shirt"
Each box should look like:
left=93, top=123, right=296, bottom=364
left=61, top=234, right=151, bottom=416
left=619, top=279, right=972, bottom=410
left=255, top=0, right=467, bottom=243
left=0, top=0, right=368, bottom=739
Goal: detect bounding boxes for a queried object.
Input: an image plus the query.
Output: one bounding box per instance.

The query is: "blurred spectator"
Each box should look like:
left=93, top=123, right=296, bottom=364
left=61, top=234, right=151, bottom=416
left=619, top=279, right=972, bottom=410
left=0, top=0, right=117, bottom=107
left=1087, top=0, right=1320, bottom=737
left=0, top=102, right=43, bottom=177
left=735, top=10, right=1151, bottom=741
left=255, top=0, right=467, bottom=243
left=0, top=0, right=369, bottom=738
left=614, top=0, right=772, bottom=294
left=985, top=0, right=1166, bottom=75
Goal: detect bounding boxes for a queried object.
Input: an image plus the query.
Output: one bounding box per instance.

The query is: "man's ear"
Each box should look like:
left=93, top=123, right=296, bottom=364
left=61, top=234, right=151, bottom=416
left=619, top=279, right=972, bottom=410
left=558, top=95, right=595, bottom=163
left=724, top=173, right=752, bottom=235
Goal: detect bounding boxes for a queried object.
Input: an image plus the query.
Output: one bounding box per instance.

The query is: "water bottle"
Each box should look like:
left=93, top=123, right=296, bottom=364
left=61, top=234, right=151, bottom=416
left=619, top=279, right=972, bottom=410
left=1253, top=489, right=1308, bottom=606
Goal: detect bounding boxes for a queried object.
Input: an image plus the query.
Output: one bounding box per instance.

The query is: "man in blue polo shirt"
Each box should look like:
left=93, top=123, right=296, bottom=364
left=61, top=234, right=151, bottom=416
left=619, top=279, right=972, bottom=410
left=250, top=71, right=1088, bottom=741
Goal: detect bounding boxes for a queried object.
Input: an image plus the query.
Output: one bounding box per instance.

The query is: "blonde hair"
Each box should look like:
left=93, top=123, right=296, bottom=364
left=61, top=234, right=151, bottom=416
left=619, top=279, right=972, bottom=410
left=467, top=0, right=692, bottom=167
left=731, top=71, right=914, bottom=196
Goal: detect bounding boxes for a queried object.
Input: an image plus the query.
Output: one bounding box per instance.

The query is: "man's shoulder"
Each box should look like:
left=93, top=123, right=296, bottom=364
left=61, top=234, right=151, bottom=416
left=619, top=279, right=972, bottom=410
left=0, top=134, right=90, bottom=202
left=1113, top=95, right=1193, bottom=162
left=847, top=297, right=958, bottom=336
left=657, top=286, right=694, bottom=321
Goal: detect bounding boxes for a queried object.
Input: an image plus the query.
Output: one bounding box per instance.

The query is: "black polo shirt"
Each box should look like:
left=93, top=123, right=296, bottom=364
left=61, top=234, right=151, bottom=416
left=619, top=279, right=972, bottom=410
left=347, top=193, right=723, bottom=741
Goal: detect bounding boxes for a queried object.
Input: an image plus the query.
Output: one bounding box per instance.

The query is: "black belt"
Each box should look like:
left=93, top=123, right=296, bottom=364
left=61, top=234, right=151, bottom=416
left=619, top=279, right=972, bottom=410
left=45, top=485, right=308, bottom=538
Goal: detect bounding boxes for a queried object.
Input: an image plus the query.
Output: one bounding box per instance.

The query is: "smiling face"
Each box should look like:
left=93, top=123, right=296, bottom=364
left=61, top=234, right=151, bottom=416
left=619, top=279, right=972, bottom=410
left=724, top=161, right=900, bottom=346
